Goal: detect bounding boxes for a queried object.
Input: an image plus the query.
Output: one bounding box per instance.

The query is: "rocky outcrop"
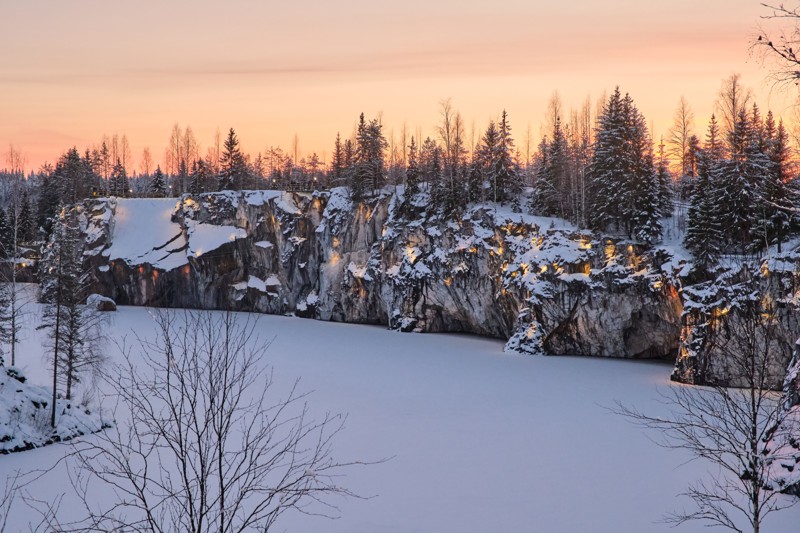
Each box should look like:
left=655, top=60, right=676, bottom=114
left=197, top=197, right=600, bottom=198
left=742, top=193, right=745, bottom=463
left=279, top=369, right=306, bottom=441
left=79, top=189, right=684, bottom=363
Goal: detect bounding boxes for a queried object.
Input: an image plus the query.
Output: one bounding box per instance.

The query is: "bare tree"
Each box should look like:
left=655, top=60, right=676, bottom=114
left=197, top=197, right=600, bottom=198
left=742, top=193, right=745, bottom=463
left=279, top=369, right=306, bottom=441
left=615, top=295, right=798, bottom=533
left=140, top=147, right=153, bottom=177
left=716, top=74, right=753, bottom=144
left=668, top=96, right=696, bottom=177
left=66, top=310, right=365, bottom=532
left=752, top=3, right=800, bottom=89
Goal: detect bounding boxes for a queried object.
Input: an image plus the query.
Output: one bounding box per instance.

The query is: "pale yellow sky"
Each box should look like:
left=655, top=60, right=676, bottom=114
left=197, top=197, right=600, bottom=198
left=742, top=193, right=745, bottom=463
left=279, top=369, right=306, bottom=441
left=1, top=0, right=797, bottom=172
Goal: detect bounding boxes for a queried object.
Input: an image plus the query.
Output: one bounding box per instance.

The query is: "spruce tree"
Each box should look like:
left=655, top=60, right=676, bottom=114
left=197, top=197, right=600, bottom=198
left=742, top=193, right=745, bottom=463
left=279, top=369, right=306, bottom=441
left=331, top=133, right=345, bottom=186
left=493, top=110, right=521, bottom=209
left=588, top=88, right=627, bottom=230
left=110, top=159, right=129, bottom=198
left=350, top=113, right=387, bottom=201
left=588, top=88, right=664, bottom=242
left=0, top=209, right=9, bottom=258
left=685, top=119, right=727, bottom=269
left=150, top=166, right=168, bottom=197
left=757, top=119, right=795, bottom=252
left=39, top=207, right=102, bottom=420
left=17, top=191, right=34, bottom=245
left=219, top=128, right=245, bottom=191
left=405, top=136, right=420, bottom=199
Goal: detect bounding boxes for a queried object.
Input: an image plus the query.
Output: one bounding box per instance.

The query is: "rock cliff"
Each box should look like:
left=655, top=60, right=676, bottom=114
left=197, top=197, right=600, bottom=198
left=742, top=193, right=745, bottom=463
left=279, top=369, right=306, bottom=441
left=80, top=189, right=684, bottom=363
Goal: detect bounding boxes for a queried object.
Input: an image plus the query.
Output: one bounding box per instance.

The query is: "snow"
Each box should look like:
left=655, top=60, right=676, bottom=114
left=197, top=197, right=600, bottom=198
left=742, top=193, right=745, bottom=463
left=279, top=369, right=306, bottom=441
left=185, top=220, right=247, bottom=257
left=0, top=297, right=798, bottom=532
left=104, top=199, right=188, bottom=271
left=244, top=190, right=302, bottom=214
left=0, top=368, right=106, bottom=453
left=255, top=240, right=273, bottom=249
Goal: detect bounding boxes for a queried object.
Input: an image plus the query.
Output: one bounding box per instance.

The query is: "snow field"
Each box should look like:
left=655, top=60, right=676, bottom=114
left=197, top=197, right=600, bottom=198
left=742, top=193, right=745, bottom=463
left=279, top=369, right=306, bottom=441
left=0, top=301, right=798, bottom=532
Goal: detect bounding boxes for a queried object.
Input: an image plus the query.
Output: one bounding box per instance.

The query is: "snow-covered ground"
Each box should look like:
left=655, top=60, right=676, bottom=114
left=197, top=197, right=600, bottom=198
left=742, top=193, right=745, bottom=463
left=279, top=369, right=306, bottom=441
left=1, top=297, right=799, bottom=532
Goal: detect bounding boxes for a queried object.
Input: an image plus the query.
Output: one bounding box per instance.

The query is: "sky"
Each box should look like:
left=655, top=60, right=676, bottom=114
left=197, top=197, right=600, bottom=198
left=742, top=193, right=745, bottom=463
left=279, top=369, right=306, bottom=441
left=2, top=0, right=798, bottom=172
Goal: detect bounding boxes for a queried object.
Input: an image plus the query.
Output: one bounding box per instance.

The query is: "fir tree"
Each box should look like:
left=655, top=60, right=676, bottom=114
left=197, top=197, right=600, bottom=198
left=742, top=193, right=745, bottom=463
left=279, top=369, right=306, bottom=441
left=110, top=159, right=129, bottom=198
left=350, top=113, right=387, bottom=201
left=0, top=209, right=9, bottom=258
left=588, top=88, right=664, bottom=242
left=150, top=166, right=168, bottom=197
left=405, top=136, right=420, bottom=199
left=331, top=133, right=345, bottom=186
left=493, top=110, right=521, bottom=209
left=17, top=191, right=34, bottom=245
left=756, top=119, right=795, bottom=252
left=219, top=128, right=245, bottom=191
left=39, top=207, right=103, bottom=422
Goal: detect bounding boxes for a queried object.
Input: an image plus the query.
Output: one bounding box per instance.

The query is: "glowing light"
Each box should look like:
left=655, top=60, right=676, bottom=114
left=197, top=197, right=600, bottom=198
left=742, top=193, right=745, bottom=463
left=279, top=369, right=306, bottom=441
left=444, top=277, right=453, bottom=286
left=540, top=264, right=548, bottom=273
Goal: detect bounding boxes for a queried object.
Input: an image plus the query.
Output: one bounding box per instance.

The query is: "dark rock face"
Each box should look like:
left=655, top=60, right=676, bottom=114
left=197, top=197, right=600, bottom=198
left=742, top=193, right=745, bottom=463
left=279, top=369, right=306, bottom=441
left=79, top=190, right=684, bottom=363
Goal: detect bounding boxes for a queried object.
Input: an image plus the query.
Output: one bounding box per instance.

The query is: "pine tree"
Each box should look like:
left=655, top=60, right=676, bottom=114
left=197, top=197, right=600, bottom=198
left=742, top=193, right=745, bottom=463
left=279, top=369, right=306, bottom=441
left=110, top=159, right=129, bottom=198
left=472, top=122, right=497, bottom=205
left=219, top=128, right=245, bottom=191
left=757, top=119, right=795, bottom=252
left=350, top=113, right=387, bottom=201
left=656, top=139, right=674, bottom=216
left=685, top=119, right=727, bottom=269
left=493, top=110, right=521, bottom=209
left=588, top=88, right=664, bottom=242
left=405, top=136, right=420, bottom=199
left=532, top=114, right=570, bottom=217
left=529, top=136, right=550, bottom=214
left=150, top=166, right=168, bottom=197
left=626, top=98, right=662, bottom=243
left=0, top=209, right=9, bottom=258
left=588, top=88, right=627, bottom=230
left=17, top=191, right=34, bottom=245
left=331, top=133, right=345, bottom=186
left=39, top=207, right=103, bottom=422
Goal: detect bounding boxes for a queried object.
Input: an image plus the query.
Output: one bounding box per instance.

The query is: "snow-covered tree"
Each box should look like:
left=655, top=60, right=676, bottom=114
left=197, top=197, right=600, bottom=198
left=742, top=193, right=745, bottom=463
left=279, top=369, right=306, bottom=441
left=39, top=207, right=104, bottom=425
left=684, top=117, right=727, bottom=266
left=218, top=128, right=246, bottom=191
left=150, top=165, right=168, bottom=197
left=588, top=88, right=665, bottom=242
left=493, top=110, right=521, bottom=209
left=350, top=113, right=387, bottom=201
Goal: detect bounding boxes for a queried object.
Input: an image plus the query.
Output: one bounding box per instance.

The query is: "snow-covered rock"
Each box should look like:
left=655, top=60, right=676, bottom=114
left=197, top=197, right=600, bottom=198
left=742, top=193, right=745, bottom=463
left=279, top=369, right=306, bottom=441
left=79, top=190, right=683, bottom=361
left=87, top=293, right=117, bottom=311
left=0, top=367, right=107, bottom=454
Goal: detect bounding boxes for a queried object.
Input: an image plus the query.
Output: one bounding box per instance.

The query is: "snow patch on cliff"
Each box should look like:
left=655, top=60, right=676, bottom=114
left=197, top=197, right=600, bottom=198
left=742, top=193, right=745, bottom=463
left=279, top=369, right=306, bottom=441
left=104, top=198, right=188, bottom=271
left=186, top=221, right=247, bottom=257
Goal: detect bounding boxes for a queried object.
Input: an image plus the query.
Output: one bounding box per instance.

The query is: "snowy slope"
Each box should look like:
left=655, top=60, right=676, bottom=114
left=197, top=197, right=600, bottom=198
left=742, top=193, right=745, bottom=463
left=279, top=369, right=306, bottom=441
left=103, top=198, right=188, bottom=270
left=0, top=303, right=798, bottom=532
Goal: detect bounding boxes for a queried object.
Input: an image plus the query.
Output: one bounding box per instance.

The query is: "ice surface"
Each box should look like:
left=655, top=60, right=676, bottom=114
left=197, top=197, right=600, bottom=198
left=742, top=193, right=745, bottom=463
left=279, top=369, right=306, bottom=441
left=1, top=297, right=798, bottom=532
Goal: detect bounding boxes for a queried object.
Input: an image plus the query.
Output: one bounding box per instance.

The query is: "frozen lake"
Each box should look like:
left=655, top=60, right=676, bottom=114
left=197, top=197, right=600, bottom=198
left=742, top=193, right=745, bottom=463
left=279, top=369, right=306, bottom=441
left=2, top=297, right=799, bottom=532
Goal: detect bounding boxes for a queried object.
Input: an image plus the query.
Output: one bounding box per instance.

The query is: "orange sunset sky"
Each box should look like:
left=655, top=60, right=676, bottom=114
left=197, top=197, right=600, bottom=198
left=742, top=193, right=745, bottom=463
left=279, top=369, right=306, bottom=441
left=2, top=0, right=798, bottom=172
